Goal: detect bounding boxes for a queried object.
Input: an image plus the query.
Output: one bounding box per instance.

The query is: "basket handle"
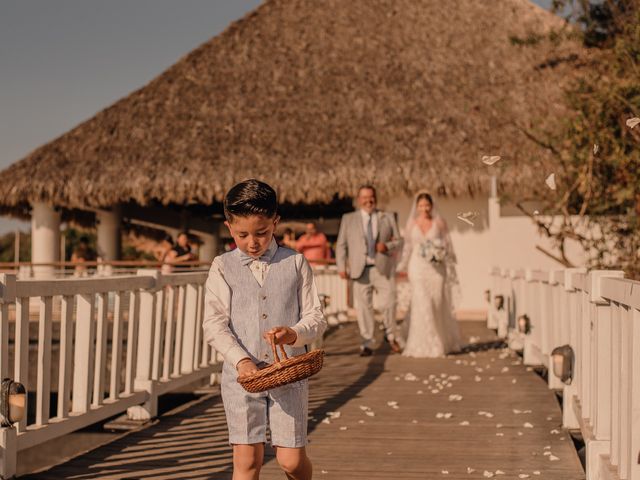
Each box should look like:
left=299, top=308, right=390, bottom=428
left=268, top=333, right=289, bottom=363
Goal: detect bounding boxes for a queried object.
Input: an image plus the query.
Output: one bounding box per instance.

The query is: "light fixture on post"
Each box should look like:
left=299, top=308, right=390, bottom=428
left=484, top=289, right=491, bottom=303
left=493, top=294, right=504, bottom=311
left=551, top=345, right=574, bottom=384
left=517, top=314, right=531, bottom=334
left=1, top=378, right=26, bottom=427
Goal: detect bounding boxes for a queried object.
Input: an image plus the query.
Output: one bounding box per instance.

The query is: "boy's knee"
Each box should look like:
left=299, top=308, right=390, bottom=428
left=234, top=446, right=263, bottom=473
left=277, top=451, right=307, bottom=475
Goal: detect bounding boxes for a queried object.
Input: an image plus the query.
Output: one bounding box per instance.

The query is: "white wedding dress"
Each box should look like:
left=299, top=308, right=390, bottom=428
left=400, top=219, right=462, bottom=358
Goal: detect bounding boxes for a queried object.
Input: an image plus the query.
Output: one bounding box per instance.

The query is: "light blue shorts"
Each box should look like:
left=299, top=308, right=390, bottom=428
left=221, top=364, right=309, bottom=448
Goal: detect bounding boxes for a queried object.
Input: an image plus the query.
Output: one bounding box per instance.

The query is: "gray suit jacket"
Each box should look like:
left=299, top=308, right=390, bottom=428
left=336, top=210, right=403, bottom=279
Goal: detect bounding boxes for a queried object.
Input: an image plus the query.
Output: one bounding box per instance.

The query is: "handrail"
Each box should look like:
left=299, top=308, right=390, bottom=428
left=488, top=267, right=640, bottom=480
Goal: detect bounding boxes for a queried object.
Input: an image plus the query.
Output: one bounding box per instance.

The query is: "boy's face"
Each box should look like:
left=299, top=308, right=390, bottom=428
left=225, top=214, right=279, bottom=258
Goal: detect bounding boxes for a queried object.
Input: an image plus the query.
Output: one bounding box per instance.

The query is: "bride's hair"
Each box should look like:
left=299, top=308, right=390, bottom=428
left=415, top=192, right=433, bottom=206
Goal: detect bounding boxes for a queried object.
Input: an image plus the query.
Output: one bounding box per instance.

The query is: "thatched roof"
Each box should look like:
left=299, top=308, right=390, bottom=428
left=0, top=0, right=580, bottom=213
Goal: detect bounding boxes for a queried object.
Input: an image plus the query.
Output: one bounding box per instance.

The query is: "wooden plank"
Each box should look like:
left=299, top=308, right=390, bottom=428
left=93, top=292, right=109, bottom=407
left=172, top=285, right=186, bottom=377
left=35, top=322, right=585, bottom=480
left=15, top=275, right=154, bottom=298
left=124, top=290, right=140, bottom=395
left=35, top=296, right=53, bottom=426
left=72, top=293, right=96, bottom=413
left=110, top=291, right=125, bottom=401
left=151, top=289, right=165, bottom=381
left=14, top=297, right=30, bottom=432
left=57, top=295, right=74, bottom=419
left=161, top=286, right=176, bottom=381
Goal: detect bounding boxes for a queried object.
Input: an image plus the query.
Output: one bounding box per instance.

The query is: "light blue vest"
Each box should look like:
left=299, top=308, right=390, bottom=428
left=221, top=246, right=307, bottom=367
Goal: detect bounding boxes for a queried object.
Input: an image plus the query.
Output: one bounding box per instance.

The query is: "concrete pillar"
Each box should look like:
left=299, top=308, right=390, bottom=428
left=31, top=202, right=60, bottom=278
left=199, top=231, right=219, bottom=263
left=96, top=207, right=121, bottom=261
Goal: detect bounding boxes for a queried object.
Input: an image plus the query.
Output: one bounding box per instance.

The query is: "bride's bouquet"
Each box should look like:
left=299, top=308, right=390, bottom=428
left=419, top=238, right=447, bottom=263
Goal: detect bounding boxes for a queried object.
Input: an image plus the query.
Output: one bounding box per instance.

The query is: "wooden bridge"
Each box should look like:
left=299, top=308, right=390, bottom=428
left=22, top=321, right=584, bottom=479
left=2, top=267, right=639, bottom=479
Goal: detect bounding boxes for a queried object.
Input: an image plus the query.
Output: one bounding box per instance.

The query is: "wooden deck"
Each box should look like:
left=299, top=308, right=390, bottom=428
left=24, top=321, right=585, bottom=479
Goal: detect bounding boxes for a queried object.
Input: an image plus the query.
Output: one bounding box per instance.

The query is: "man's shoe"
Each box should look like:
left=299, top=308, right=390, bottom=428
left=389, top=339, right=403, bottom=354
left=359, top=346, right=373, bottom=357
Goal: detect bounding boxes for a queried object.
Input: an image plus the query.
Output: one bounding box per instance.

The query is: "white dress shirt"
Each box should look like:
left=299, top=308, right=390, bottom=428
left=360, top=209, right=378, bottom=265
left=203, top=239, right=326, bottom=368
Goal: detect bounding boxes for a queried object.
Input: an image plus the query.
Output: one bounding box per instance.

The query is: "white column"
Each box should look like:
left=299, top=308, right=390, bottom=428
left=31, top=202, right=60, bottom=278
left=199, top=232, right=219, bottom=263
left=96, top=207, right=121, bottom=261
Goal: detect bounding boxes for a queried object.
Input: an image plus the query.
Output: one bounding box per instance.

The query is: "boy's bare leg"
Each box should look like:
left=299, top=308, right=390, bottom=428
left=233, top=443, right=264, bottom=480
left=274, top=446, right=312, bottom=480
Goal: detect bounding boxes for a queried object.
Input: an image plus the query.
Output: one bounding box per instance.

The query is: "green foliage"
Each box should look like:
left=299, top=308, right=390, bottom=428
left=518, top=0, right=640, bottom=277
left=0, top=231, right=30, bottom=262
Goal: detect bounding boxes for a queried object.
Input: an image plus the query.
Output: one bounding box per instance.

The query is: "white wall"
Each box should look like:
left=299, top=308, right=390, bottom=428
left=383, top=194, right=587, bottom=312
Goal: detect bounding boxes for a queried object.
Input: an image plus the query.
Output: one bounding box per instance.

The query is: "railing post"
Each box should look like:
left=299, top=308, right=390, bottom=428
left=127, top=269, right=160, bottom=421
left=523, top=269, right=541, bottom=365
left=584, top=270, right=624, bottom=478
left=0, top=274, right=17, bottom=480
left=561, top=268, right=585, bottom=430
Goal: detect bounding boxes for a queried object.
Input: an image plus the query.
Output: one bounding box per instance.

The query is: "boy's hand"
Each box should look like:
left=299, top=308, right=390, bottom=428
left=263, top=327, right=298, bottom=346
left=376, top=242, right=388, bottom=253
left=236, top=358, right=258, bottom=378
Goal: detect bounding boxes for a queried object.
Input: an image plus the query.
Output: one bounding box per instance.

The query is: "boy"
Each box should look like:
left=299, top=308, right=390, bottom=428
left=203, top=179, right=327, bottom=480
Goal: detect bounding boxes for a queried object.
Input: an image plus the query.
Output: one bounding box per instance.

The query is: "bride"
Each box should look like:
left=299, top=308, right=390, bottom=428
left=399, top=192, right=462, bottom=357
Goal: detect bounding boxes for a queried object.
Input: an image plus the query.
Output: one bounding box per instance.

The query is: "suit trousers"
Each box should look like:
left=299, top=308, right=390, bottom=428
left=353, top=265, right=398, bottom=349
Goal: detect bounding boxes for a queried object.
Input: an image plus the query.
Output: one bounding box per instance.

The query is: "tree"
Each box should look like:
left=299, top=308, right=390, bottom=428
left=514, top=0, right=640, bottom=277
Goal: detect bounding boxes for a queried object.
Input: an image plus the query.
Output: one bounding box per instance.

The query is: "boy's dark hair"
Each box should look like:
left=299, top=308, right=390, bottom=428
left=224, top=179, right=278, bottom=221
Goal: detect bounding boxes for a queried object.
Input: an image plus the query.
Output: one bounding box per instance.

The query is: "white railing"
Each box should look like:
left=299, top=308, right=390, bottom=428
left=0, top=270, right=220, bottom=479
left=489, top=267, right=640, bottom=480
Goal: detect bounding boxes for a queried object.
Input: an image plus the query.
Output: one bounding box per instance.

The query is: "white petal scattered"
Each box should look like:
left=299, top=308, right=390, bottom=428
left=496, top=432, right=504, bottom=436
left=626, top=117, right=640, bottom=129
left=518, top=475, right=530, bottom=479
left=467, top=467, right=476, bottom=474
left=545, top=173, right=557, bottom=190
left=457, top=211, right=479, bottom=226
left=513, top=409, right=522, bottom=414
left=512, top=379, right=517, bottom=384
left=358, top=420, right=365, bottom=424
left=533, top=471, right=541, bottom=475
left=417, top=390, right=424, bottom=394
left=501, top=367, right=509, bottom=373
left=524, top=422, right=533, bottom=428
left=496, top=423, right=503, bottom=429
left=550, top=429, right=560, bottom=434
left=412, top=419, right=418, bottom=424
left=495, top=470, right=505, bottom=475
left=404, top=373, right=418, bottom=381
left=365, top=411, right=375, bottom=417
left=423, top=379, right=430, bottom=384
left=459, top=421, right=470, bottom=426
left=469, top=335, right=481, bottom=343
left=322, top=418, right=331, bottom=424
left=533, top=210, right=540, bottom=215
left=549, top=454, right=560, bottom=461
left=483, top=470, right=495, bottom=478
left=432, top=389, right=440, bottom=394
left=543, top=452, right=551, bottom=456
left=327, top=411, right=341, bottom=419
left=359, top=405, right=370, bottom=411
left=518, top=431, right=524, bottom=436
left=482, top=155, right=502, bottom=166
left=442, top=470, right=449, bottom=475
left=475, top=375, right=482, bottom=382
left=321, top=470, right=328, bottom=474
left=339, top=426, right=348, bottom=431
left=387, top=401, right=398, bottom=407
left=449, top=394, right=463, bottom=402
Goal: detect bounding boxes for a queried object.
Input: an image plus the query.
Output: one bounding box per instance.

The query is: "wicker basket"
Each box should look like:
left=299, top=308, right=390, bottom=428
left=238, top=338, right=325, bottom=393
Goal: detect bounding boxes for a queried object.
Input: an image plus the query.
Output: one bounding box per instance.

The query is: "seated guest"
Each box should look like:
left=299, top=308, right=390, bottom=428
left=296, top=222, right=331, bottom=265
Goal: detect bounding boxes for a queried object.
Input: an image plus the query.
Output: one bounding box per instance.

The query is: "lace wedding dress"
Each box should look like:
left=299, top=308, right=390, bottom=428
left=400, top=220, right=462, bottom=358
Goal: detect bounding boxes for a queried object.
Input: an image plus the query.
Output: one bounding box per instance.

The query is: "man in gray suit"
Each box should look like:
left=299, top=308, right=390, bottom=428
left=336, top=185, right=403, bottom=356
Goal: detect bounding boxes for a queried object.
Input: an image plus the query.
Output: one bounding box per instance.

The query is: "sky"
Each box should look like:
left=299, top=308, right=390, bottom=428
left=0, top=0, right=553, bottom=234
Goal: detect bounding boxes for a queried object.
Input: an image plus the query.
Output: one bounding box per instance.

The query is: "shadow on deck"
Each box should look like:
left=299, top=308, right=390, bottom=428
left=24, top=322, right=585, bottom=480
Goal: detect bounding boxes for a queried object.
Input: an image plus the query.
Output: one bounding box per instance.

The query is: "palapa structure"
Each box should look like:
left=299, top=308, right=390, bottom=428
left=0, top=0, right=579, bottom=264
